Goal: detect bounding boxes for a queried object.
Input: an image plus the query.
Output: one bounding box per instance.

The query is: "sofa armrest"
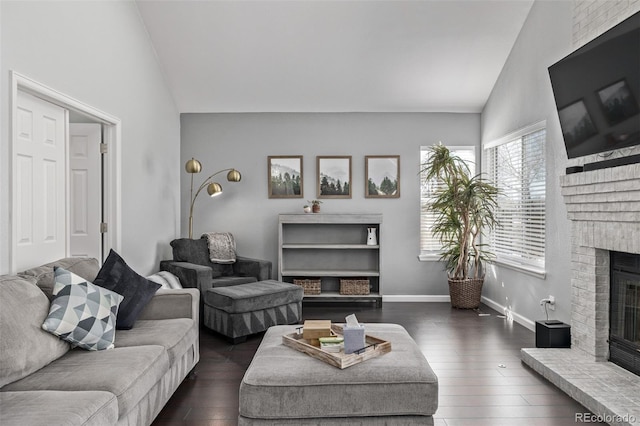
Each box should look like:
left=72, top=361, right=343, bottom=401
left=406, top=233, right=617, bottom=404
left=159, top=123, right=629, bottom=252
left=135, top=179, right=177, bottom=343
left=235, top=256, right=272, bottom=281
left=160, top=260, right=212, bottom=293
left=137, top=288, right=199, bottom=323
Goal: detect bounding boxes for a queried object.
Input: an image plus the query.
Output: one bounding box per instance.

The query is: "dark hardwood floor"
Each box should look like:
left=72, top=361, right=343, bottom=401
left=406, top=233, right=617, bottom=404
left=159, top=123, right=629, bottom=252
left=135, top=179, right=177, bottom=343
left=153, top=302, right=604, bottom=426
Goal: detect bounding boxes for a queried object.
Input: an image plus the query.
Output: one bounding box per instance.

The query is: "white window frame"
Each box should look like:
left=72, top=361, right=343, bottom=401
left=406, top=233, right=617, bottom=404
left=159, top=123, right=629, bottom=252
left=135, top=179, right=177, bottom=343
left=483, top=121, right=547, bottom=278
left=418, top=145, right=476, bottom=261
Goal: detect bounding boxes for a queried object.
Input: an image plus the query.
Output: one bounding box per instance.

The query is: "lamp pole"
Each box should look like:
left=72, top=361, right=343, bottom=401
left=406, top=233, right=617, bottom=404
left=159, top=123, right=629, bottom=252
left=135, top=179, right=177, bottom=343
left=185, top=158, right=241, bottom=239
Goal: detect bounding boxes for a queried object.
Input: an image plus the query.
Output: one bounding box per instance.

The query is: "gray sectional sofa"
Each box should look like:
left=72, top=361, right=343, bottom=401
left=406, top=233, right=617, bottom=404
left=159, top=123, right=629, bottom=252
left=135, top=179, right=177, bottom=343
left=0, top=257, right=200, bottom=426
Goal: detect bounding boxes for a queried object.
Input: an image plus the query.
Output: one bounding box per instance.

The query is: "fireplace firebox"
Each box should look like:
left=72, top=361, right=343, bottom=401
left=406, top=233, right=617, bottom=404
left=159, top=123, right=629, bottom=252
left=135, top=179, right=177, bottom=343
left=609, top=251, right=640, bottom=376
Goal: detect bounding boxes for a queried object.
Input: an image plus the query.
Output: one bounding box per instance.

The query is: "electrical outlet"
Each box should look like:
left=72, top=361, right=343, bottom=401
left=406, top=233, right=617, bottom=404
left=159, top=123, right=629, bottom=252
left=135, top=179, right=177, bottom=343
left=548, top=295, right=555, bottom=311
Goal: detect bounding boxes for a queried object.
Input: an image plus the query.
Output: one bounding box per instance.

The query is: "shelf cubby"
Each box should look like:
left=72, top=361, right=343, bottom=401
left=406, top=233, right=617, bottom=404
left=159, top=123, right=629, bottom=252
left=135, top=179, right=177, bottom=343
left=278, top=214, right=383, bottom=307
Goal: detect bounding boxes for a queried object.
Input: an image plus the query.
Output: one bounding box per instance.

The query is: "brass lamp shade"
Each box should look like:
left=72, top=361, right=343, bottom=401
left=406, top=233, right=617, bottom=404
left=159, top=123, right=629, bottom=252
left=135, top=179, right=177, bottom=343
left=186, top=157, right=241, bottom=238
left=185, top=158, right=202, bottom=174
left=227, top=169, right=241, bottom=182
left=207, top=182, right=223, bottom=197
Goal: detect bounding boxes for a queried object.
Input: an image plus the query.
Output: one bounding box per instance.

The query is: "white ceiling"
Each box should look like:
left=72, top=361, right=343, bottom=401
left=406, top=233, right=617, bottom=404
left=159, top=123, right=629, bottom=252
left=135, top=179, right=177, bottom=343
left=136, top=0, right=534, bottom=113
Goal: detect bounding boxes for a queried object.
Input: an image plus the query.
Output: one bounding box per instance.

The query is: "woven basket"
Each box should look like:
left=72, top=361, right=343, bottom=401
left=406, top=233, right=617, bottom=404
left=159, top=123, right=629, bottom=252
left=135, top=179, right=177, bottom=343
left=448, top=278, right=484, bottom=309
left=293, top=279, right=321, bottom=295
left=339, top=279, right=370, bottom=295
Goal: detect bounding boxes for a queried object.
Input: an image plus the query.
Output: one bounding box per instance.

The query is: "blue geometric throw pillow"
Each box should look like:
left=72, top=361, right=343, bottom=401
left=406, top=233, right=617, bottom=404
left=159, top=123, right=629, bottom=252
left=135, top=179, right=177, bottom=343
left=42, top=267, right=123, bottom=351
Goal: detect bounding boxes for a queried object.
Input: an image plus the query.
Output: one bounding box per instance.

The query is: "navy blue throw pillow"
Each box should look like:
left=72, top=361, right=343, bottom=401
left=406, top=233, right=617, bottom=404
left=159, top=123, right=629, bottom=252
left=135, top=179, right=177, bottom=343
left=94, top=250, right=161, bottom=330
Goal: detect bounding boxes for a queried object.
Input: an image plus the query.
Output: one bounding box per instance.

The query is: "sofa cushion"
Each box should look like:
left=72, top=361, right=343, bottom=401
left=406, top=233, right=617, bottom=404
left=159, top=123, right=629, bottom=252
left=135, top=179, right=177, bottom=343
left=0, top=390, right=118, bottom=426
left=0, top=275, right=71, bottom=387
left=114, top=318, right=197, bottom=366
left=2, top=345, right=169, bottom=418
left=205, top=280, right=304, bottom=314
left=93, top=250, right=161, bottom=330
left=19, top=257, right=100, bottom=300
left=171, top=238, right=234, bottom=277
left=42, top=267, right=123, bottom=351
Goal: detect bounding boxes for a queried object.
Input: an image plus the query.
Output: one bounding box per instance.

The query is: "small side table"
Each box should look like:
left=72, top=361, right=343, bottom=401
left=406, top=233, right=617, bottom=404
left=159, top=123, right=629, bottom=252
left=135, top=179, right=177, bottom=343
left=536, top=320, right=571, bottom=348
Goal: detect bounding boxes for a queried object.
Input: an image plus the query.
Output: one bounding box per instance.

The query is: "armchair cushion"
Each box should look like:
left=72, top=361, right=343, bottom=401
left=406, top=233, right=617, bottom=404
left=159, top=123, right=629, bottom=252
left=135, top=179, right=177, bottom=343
left=170, top=238, right=233, bottom=277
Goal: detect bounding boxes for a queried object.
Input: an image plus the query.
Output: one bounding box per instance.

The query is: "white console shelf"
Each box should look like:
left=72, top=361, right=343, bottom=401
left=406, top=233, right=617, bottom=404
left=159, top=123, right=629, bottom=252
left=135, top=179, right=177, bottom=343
left=278, top=213, right=383, bottom=307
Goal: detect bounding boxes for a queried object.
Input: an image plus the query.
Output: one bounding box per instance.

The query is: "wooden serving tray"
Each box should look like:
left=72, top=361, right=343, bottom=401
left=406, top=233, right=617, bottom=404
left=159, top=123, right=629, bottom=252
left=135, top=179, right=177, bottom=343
left=282, top=324, right=391, bottom=369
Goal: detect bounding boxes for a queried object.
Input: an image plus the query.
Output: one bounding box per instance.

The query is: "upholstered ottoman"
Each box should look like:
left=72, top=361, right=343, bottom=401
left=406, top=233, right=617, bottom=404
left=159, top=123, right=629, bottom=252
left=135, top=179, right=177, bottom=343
left=204, top=280, right=303, bottom=343
left=239, top=323, right=439, bottom=425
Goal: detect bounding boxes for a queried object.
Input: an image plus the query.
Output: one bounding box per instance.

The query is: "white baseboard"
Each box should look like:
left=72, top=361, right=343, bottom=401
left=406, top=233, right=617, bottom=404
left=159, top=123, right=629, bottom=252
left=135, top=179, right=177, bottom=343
left=481, top=296, right=536, bottom=331
left=382, top=294, right=535, bottom=331
left=382, top=295, right=451, bottom=303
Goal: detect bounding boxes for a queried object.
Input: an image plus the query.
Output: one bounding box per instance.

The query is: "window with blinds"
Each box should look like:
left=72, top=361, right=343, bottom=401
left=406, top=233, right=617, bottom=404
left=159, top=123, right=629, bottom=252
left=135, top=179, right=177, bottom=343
left=419, top=146, right=476, bottom=260
left=484, top=124, right=546, bottom=274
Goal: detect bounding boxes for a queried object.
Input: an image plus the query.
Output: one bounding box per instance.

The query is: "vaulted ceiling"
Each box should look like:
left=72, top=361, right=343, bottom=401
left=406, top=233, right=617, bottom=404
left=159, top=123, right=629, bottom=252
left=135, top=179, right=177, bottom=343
left=136, top=0, right=534, bottom=113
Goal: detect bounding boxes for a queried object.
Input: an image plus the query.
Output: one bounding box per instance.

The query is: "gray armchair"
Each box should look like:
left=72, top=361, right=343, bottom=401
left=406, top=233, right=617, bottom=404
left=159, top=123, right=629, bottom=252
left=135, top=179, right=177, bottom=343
left=160, top=237, right=272, bottom=312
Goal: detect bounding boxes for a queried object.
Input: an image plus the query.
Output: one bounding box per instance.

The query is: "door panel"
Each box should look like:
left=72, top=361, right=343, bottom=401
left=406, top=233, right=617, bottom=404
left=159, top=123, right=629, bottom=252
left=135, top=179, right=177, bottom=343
left=43, top=159, right=59, bottom=241
left=14, top=91, right=67, bottom=271
left=15, top=154, right=34, bottom=245
left=69, top=123, right=102, bottom=259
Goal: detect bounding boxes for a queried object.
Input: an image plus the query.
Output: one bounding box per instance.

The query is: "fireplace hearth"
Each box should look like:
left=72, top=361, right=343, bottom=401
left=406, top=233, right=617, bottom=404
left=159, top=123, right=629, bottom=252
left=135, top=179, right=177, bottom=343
left=610, top=251, right=640, bottom=376
left=521, top=161, right=640, bottom=423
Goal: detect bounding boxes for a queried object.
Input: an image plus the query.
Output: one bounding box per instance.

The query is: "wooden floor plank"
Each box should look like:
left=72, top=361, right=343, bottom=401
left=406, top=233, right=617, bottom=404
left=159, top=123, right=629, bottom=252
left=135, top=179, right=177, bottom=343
left=153, top=302, right=605, bottom=425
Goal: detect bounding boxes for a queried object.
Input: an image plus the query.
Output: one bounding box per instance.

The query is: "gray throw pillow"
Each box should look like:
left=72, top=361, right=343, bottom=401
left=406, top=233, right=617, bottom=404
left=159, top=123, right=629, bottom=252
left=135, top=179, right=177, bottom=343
left=42, top=267, right=123, bottom=351
left=93, top=250, right=161, bottom=330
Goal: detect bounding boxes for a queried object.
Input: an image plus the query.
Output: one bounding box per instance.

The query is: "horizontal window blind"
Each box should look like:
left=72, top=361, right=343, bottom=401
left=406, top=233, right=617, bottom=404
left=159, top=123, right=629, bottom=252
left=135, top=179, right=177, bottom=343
left=419, top=146, right=475, bottom=256
left=485, top=128, right=546, bottom=270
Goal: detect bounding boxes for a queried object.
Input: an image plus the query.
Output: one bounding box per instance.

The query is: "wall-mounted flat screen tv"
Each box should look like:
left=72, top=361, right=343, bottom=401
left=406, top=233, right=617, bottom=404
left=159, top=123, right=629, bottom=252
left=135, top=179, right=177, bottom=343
left=549, top=11, right=640, bottom=159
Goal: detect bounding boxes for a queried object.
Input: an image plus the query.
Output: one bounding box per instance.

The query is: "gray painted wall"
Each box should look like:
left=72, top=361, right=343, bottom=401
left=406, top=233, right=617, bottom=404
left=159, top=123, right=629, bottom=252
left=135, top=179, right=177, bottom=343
left=1, top=1, right=180, bottom=274
left=481, top=1, right=575, bottom=325
left=481, top=0, right=640, bottom=327
left=180, top=112, right=480, bottom=296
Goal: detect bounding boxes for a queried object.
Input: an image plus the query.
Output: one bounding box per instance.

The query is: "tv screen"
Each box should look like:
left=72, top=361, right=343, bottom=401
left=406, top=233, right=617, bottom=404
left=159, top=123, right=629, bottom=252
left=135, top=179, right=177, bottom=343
left=549, top=11, right=640, bottom=159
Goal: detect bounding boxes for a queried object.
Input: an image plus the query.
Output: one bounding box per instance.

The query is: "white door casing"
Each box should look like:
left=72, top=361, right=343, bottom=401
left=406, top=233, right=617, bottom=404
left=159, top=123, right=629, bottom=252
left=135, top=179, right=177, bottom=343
left=10, top=71, right=122, bottom=274
left=14, top=91, right=67, bottom=271
left=69, top=123, right=102, bottom=259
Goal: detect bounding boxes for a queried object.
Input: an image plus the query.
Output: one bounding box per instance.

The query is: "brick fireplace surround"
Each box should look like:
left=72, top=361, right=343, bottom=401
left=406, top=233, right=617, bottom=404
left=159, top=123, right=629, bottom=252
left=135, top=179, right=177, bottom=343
left=522, top=161, right=640, bottom=425
left=518, top=3, right=640, bottom=425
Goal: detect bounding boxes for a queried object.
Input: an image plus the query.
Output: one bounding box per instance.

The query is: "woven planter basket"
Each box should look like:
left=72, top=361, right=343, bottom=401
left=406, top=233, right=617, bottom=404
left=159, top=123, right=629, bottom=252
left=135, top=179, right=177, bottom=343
left=293, top=279, right=321, bottom=295
left=448, top=278, right=484, bottom=309
left=339, top=279, right=370, bottom=295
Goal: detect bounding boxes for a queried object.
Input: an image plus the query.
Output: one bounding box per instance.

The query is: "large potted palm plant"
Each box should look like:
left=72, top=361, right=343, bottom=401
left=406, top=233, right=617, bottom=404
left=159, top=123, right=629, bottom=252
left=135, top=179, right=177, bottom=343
left=421, top=144, right=500, bottom=309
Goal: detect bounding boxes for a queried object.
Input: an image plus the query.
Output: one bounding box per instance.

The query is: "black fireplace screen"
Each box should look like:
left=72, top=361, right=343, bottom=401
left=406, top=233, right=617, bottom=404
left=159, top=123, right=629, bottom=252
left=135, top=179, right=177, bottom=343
left=610, top=251, right=640, bottom=376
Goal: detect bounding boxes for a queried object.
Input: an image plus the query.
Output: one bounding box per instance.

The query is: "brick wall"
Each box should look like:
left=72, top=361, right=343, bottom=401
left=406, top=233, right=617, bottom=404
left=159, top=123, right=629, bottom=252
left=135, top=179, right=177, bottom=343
left=560, top=163, right=640, bottom=358
left=567, top=1, right=640, bottom=170
left=573, top=0, right=640, bottom=49
left=562, top=2, right=640, bottom=360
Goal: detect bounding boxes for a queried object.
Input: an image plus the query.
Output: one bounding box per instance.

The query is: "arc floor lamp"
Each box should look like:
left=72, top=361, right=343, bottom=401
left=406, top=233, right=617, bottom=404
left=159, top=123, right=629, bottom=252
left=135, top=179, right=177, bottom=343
left=185, top=157, right=241, bottom=239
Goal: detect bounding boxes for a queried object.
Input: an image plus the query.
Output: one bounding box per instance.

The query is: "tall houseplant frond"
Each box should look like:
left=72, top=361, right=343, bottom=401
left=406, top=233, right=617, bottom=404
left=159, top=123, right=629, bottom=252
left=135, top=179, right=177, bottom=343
left=420, top=144, right=500, bottom=281
left=422, top=143, right=471, bottom=183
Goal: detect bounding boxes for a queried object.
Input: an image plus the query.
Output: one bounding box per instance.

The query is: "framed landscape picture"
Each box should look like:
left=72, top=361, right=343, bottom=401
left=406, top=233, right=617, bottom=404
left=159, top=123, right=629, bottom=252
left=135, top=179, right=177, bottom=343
left=365, top=155, right=400, bottom=198
left=317, top=156, right=352, bottom=199
left=268, top=156, right=303, bottom=198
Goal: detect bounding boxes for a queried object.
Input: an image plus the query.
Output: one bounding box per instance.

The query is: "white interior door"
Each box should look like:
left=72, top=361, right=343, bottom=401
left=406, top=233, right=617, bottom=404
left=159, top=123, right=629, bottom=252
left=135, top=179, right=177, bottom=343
left=69, top=123, right=102, bottom=259
left=14, top=91, right=67, bottom=271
